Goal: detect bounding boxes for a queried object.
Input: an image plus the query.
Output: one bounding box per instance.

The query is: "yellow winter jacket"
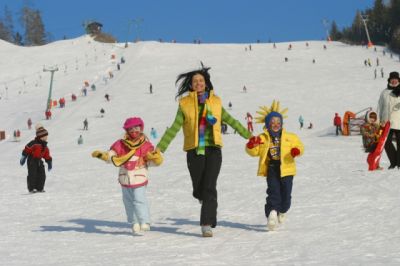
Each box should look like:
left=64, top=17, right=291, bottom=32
left=179, top=91, right=222, bottom=151
left=246, top=128, right=304, bottom=177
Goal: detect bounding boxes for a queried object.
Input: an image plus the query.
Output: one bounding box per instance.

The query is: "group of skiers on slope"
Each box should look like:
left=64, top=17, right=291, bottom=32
left=334, top=71, right=400, bottom=170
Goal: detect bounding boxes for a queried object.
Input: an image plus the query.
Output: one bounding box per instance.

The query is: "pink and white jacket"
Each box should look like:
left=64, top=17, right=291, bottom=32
left=108, top=138, right=154, bottom=188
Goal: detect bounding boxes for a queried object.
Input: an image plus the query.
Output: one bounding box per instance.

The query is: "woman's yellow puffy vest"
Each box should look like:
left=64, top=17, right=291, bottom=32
left=179, top=91, right=222, bottom=151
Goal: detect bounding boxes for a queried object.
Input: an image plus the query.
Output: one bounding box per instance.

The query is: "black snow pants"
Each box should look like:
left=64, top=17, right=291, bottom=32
left=27, top=157, right=46, bottom=192
left=186, top=147, right=222, bottom=228
left=385, top=129, right=400, bottom=167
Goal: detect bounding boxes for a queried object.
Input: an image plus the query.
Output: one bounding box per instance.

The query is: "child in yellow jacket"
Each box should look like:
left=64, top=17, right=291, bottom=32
left=246, top=108, right=304, bottom=231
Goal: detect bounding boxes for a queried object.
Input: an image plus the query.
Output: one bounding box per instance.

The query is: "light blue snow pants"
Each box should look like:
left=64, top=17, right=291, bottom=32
left=121, top=186, right=150, bottom=224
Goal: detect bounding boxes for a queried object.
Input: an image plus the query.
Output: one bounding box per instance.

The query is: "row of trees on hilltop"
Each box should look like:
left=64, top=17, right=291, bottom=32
left=0, top=5, right=48, bottom=46
left=330, top=0, right=400, bottom=52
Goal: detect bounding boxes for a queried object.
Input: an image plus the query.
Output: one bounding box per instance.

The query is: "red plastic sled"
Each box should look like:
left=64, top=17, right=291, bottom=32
left=367, top=121, right=390, bottom=171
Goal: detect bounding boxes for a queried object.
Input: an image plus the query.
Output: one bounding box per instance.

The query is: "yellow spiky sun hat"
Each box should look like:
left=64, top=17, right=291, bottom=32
left=255, top=100, right=288, bottom=128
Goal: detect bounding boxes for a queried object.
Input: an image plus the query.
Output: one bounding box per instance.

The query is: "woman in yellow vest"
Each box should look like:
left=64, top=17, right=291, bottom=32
left=156, top=65, right=252, bottom=237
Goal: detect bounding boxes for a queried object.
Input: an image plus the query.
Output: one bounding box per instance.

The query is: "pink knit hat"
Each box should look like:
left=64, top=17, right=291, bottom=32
left=123, top=117, right=144, bottom=131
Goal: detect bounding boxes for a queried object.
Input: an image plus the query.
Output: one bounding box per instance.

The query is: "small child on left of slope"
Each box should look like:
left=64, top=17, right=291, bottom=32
left=20, top=124, right=52, bottom=193
left=91, top=117, right=163, bottom=234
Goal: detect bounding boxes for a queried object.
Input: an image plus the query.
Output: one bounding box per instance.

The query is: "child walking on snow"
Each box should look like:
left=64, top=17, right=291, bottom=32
left=20, top=124, right=52, bottom=193
left=360, top=111, right=383, bottom=170
left=91, top=117, right=163, bottom=234
left=245, top=101, right=304, bottom=231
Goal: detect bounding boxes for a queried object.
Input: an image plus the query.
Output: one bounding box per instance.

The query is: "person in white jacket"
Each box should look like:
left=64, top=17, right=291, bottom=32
left=377, top=71, right=400, bottom=169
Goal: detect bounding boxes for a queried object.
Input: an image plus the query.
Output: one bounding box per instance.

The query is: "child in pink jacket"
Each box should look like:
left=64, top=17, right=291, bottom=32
left=92, top=117, right=162, bottom=234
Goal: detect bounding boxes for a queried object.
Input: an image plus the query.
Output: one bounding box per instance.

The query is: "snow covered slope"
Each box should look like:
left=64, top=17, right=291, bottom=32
left=0, top=36, right=399, bottom=265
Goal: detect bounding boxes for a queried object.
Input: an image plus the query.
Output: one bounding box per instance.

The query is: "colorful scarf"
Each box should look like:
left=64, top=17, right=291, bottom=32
left=197, top=92, right=217, bottom=155
left=111, top=134, right=146, bottom=167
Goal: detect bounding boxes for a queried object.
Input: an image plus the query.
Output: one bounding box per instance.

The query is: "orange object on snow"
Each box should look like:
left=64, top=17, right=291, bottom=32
left=342, top=111, right=356, bottom=136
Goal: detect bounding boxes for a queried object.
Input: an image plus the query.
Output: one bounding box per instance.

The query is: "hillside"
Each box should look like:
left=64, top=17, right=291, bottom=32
left=0, top=36, right=399, bottom=265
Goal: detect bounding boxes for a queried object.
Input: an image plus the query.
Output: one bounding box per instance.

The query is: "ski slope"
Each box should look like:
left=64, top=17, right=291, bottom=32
left=1, top=36, right=400, bottom=265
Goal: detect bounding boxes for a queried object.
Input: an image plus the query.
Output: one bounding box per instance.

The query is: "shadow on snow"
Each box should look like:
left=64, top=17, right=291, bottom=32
left=36, top=217, right=265, bottom=237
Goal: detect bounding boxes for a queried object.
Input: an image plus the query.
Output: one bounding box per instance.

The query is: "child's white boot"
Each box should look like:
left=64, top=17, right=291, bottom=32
left=132, top=223, right=141, bottom=234
left=267, top=210, right=278, bottom=231
left=140, top=223, right=150, bottom=231
left=201, top=225, right=213, bottom=237
left=278, top=212, right=286, bottom=224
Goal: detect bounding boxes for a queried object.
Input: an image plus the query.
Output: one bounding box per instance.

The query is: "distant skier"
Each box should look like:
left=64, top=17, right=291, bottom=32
left=83, top=118, right=89, bottom=130
left=105, top=93, right=110, bottom=101
left=221, top=122, right=228, bottom=134
left=246, top=112, right=253, bottom=133
left=45, top=109, right=52, bottom=120
left=117, top=63, right=120, bottom=71
left=333, top=113, right=342, bottom=136
left=228, top=101, right=232, bottom=109
left=150, top=127, right=158, bottom=139
left=100, top=108, right=105, bottom=118
left=298, top=115, right=304, bottom=129
left=77, top=135, right=83, bottom=145
left=149, top=83, right=153, bottom=94
left=243, top=85, right=247, bottom=93
left=27, top=118, right=32, bottom=130
left=308, top=122, right=313, bottom=129
left=20, top=124, right=52, bottom=193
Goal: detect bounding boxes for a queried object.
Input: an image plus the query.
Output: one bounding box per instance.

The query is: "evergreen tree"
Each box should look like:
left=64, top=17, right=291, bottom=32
left=0, top=5, right=14, bottom=42
left=20, top=6, right=47, bottom=46
left=329, top=21, right=342, bottom=40
left=14, top=31, right=23, bottom=45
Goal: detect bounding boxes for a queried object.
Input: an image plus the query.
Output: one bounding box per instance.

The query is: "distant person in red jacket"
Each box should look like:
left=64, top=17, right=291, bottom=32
left=334, top=113, right=342, bottom=136
left=45, top=109, right=52, bottom=120
left=246, top=112, right=254, bottom=133
left=20, top=124, right=52, bottom=193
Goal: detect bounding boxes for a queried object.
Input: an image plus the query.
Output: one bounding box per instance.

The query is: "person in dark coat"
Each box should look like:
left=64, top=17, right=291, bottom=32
left=20, top=124, right=52, bottom=193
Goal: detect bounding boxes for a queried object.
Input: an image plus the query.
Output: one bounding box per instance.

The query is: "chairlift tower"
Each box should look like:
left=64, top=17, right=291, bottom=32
left=361, top=15, right=373, bottom=48
left=43, top=66, right=59, bottom=111
left=322, top=19, right=331, bottom=42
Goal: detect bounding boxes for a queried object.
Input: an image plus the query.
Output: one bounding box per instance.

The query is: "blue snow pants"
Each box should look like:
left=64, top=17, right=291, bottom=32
left=265, top=163, right=294, bottom=218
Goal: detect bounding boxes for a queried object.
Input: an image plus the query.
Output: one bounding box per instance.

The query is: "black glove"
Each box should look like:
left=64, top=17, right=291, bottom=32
left=47, top=161, right=52, bottom=171
left=20, top=155, right=27, bottom=166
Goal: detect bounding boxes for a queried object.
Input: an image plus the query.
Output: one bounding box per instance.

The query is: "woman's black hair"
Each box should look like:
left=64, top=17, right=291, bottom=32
left=175, top=62, right=214, bottom=99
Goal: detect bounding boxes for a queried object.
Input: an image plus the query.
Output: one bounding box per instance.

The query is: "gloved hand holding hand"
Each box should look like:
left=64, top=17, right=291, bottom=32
left=146, top=148, right=163, bottom=166
left=47, top=161, right=52, bottom=171
left=291, top=147, right=300, bottom=157
left=91, top=150, right=109, bottom=161
left=20, top=155, right=27, bottom=166
left=246, top=136, right=263, bottom=149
